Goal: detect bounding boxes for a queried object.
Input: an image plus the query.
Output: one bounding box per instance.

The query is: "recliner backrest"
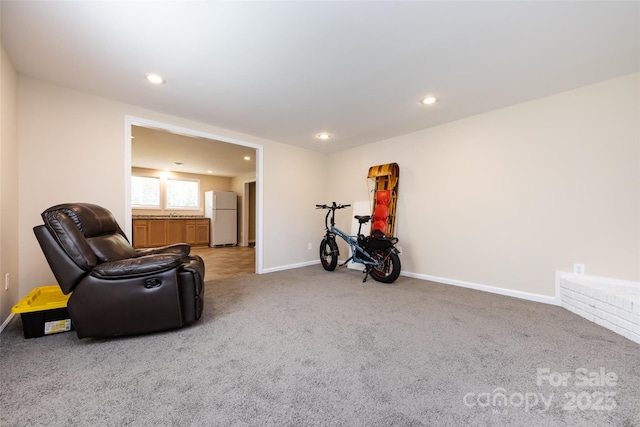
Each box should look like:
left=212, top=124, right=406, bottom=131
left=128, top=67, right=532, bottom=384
left=34, top=225, right=88, bottom=294
left=41, top=203, right=137, bottom=269
left=42, top=203, right=125, bottom=239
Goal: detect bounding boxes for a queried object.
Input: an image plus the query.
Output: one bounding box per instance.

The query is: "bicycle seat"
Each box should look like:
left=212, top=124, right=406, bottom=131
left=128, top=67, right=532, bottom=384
left=354, top=215, right=371, bottom=224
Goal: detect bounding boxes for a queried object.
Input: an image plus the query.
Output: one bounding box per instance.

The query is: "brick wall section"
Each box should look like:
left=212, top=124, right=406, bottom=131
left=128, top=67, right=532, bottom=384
left=560, top=278, right=640, bottom=345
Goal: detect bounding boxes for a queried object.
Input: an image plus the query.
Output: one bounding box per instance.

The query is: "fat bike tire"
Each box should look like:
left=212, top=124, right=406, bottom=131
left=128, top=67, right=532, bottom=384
left=369, top=250, right=401, bottom=283
left=319, top=238, right=338, bottom=271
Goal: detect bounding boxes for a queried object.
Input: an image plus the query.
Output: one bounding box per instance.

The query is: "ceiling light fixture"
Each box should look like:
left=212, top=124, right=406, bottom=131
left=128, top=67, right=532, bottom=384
left=317, top=132, right=331, bottom=140
left=244, top=156, right=251, bottom=161
left=421, top=96, right=437, bottom=105
left=146, top=73, right=166, bottom=84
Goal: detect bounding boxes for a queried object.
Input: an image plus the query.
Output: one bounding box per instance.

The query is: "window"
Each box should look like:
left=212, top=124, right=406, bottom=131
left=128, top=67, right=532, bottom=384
left=131, top=176, right=160, bottom=208
left=166, top=178, right=199, bottom=209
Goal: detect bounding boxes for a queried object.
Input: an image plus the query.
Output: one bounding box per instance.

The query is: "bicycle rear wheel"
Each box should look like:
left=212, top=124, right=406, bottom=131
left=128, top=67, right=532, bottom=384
left=369, top=250, right=401, bottom=283
left=319, top=238, right=338, bottom=271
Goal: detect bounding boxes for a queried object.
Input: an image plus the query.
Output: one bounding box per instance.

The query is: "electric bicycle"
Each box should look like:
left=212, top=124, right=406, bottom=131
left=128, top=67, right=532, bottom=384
left=315, top=202, right=401, bottom=283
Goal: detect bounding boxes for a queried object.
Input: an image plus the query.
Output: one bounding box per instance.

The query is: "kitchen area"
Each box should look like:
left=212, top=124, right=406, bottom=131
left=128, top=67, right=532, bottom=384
left=132, top=190, right=237, bottom=249
left=130, top=125, right=257, bottom=278
left=132, top=215, right=211, bottom=248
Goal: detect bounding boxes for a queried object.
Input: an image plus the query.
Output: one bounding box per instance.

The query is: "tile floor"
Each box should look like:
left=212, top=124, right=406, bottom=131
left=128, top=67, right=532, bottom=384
left=190, top=245, right=255, bottom=281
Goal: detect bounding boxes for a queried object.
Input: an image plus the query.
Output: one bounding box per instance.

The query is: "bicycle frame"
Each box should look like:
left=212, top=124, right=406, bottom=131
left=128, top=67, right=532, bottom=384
left=317, top=202, right=401, bottom=284
left=322, top=205, right=379, bottom=267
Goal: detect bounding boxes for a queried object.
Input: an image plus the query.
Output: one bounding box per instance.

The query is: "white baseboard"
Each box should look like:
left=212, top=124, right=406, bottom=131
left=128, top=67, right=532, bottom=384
left=0, top=313, right=15, bottom=335
left=262, top=261, right=558, bottom=305
left=402, top=271, right=558, bottom=305
left=262, top=259, right=320, bottom=274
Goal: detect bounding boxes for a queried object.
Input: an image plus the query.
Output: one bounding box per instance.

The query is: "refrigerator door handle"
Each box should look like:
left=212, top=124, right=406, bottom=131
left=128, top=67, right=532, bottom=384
left=212, top=194, right=217, bottom=222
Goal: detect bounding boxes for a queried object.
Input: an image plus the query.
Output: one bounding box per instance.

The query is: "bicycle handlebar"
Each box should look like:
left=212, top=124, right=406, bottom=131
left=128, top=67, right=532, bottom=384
left=315, top=203, right=351, bottom=210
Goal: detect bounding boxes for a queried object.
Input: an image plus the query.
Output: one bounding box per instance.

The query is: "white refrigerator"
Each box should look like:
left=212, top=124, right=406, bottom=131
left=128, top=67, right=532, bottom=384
left=204, top=190, right=237, bottom=246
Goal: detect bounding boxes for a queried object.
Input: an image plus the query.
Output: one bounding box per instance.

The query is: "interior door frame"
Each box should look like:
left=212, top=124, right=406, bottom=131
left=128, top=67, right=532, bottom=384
left=241, top=180, right=256, bottom=247
left=124, top=115, right=264, bottom=274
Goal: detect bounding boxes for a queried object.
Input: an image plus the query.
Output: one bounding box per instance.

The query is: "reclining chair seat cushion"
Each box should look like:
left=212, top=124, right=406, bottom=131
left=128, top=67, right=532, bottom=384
left=135, top=244, right=190, bottom=258
left=91, top=254, right=184, bottom=278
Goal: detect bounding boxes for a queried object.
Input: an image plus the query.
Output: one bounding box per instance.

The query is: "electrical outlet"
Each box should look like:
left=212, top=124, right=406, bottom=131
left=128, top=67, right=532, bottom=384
left=573, top=263, right=585, bottom=275
left=4, top=273, right=9, bottom=291
left=307, top=242, right=312, bottom=250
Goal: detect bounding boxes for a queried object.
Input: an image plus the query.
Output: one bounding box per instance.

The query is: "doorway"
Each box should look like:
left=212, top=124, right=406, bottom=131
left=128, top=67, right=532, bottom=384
left=242, top=180, right=256, bottom=247
left=124, top=115, right=263, bottom=274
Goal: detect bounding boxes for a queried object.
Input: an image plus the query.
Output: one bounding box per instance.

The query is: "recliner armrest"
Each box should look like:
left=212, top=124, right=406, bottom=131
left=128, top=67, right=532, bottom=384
left=91, top=254, right=183, bottom=278
left=135, top=244, right=190, bottom=258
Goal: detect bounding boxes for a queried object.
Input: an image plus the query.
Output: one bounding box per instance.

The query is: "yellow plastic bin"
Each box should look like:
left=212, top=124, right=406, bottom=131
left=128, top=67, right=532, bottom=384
left=11, top=286, right=73, bottom=338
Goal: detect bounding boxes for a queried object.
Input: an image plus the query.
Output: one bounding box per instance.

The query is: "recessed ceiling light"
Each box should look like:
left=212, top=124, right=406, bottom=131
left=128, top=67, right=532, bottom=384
left=207, top=170, right=213, bottom=174
left=317, top=132, right=331, bottom=140
left=146, top=74, right=166, bottom=84
left=244, top=156, right=251, bottom=161
left=421, top=96, right=437, bottom=105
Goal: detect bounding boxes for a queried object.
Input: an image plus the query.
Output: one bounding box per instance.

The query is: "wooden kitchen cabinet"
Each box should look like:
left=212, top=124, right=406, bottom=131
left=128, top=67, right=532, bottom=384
left=148, top=219, right=168, bottom=247
left=196, top=219, right=210, bottom=246
left=185, top=218, right=210, bottom=246
left=132, top=219, right=149, bottom=248
left=185, top=220, right=196, bottom=244
left=167, top=219, right=185, bottom=244
left=133, top=218, right=209, bottom=248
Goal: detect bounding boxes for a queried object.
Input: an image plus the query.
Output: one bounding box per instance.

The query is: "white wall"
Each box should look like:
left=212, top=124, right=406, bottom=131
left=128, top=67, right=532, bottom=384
left=328, top=73, right=640, bottom=298
left=11, top=71, right=639, bottom=317
left=0, top=43, right=19, bottom=323
left=262, top=142, right=327, bottom=270
left=17, top=77, right=327, bottom=299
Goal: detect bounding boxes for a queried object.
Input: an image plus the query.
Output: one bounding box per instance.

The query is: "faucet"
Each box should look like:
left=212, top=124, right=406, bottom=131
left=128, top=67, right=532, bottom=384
left=169, top=212, right=177, bottom=217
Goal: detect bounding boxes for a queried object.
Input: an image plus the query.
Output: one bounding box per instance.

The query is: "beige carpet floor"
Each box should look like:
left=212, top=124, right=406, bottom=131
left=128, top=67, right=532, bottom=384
left=1, top=265, right=639, bottom=426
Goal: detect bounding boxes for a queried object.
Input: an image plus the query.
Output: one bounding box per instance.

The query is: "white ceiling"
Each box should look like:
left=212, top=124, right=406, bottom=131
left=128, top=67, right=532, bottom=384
left=2, top=1, right=639, bottom=163
left=131, top=125, right=257, bottom=177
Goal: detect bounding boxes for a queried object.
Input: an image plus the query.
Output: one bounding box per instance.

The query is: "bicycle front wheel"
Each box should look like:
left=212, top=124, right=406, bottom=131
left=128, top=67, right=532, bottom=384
left=319, top=238, right=338, bottom=271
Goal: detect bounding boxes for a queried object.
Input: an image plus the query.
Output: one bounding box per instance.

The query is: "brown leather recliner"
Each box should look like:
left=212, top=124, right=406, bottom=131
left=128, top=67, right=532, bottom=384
left=33, top=203, right=205, bottom=338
